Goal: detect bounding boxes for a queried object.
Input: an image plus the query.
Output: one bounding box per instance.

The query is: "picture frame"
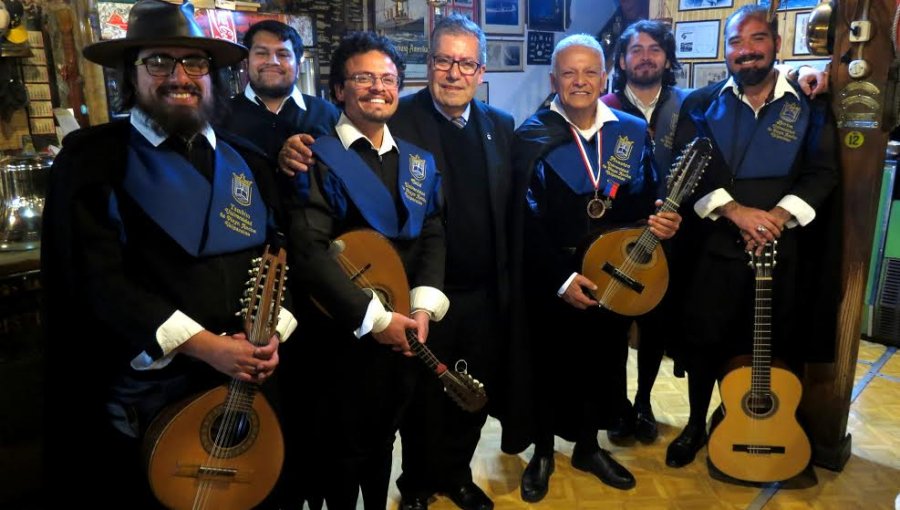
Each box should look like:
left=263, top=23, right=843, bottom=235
left=793, top=12, right=811, bottom=56
left=476, top=81, right=489, bottom=103
left=675, top=62, right=691, bottom=89
left=782, top=58, right=830, bottom=72
left=374, top=0, right=430, bottom=79
left=675, top=20, right=720, bottom=60
left=757, top=0, right=818, bottom=11
left=528, top=0, right=565, bottom=32
left=481, top=0, right=525, bottom=35
left=691, top=61, right=728, bottom=88
left=486, top=38, right=525, bottom=71
left=678, top=0, right=733, bottom=12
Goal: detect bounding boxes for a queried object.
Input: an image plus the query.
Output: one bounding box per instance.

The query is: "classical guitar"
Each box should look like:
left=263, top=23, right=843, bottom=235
left=143, top=245, right=287, bottom=510
left=581, top=137, right=712, bottom=316
left=708, top=241, right=812, bottom=482
left=329, top=229, right=488, bottom=413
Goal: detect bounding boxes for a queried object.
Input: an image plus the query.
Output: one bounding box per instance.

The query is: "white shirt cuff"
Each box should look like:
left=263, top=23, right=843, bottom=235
left=694, top=188, right=735, bottom=220
left=558, top=272, right=578, bottom=296
left=410, top=286, right=450, bottom=322
left=131, top=310, right=203, bottom=370
left=276, top=308, right=298, bottom=341
left=776, top=194, right=815, bottom=227
left=355, top=289, right=393, bottom=338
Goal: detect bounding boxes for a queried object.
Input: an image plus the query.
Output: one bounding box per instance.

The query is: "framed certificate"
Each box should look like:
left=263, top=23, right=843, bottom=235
left=675, top=20, right=720, bottom=60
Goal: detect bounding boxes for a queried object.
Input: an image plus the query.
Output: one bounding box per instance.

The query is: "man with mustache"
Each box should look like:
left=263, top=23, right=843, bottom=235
left=514, top=34, right=681, bottom=500
left=220, top=20, right=338, bottom=162
left=665, top=4, right=838, bottom=468
left=40, top=1, right=296, bottom=506
left=283, top=31, right=447, bottom=509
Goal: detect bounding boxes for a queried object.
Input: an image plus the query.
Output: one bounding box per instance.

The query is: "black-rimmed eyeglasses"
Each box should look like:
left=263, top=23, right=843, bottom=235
left=346, top=73, right=400, bottom=88
left=431, top=55, right=482, bottom=75
left=135, top=55, right=212, bottom=78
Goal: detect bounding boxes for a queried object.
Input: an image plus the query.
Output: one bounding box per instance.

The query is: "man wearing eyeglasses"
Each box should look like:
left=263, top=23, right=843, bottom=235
left=283, top=32, right=447, bottom=509
left=278, top=14, right=524, bottom=510
left=41, top=1, right=296, bottom=507
left=220, top=20, right=339, bottom=163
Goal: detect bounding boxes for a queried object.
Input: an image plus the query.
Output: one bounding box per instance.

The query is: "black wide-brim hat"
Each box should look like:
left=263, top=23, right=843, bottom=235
left=82, top=0, right=246, bottom=69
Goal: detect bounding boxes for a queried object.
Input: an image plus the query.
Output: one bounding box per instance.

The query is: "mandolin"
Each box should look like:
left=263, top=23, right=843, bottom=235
left=329, top=229, right=488, bottom=413
left=581, top=137, right=712, bottom=316
left=708, top=241, right=811, bottom=482
left=143, top=245, right=287, bottom=510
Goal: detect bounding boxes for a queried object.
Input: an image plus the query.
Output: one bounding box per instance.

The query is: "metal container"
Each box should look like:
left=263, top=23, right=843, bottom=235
left=0, top=154, right=53, bottom=251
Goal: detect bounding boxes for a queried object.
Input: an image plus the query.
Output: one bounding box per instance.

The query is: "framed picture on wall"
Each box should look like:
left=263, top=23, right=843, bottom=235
left=692, top=61, right=728, bottom=88
left=783, top=58, right=830, bottom=71
left=528, top=0, right=565, bottom=31
left=758, top=0, right=818, bottom=10
left=481, top=0, right=525, bottom=34
left=476, top=81, right=489, bottom=103
left=675, top=62, right=691, bottom=89
left=679, top=0, right=733, bottom=11
left=793, top=12, right=811, bottom=55
left=486, top=38, right=524, bottom=71
left=675, top=20, right=720, bottom=59
left=375, top=0, right=430, bottom=79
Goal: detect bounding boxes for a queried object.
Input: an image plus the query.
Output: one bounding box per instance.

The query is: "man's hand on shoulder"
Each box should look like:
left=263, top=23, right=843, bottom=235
left=278, top=133, right=317, bottom=177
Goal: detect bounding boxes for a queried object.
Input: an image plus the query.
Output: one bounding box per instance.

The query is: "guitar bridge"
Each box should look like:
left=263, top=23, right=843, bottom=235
left=601, top=262, right=644, bottom=293
left=174, top=464, right=251, bottom=483
left=732, top=445, right=787, bottom=455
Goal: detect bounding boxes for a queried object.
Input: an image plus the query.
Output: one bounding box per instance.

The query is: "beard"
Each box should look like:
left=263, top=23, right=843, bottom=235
left=253, top=82, right=294, bottom=100
left=626, top=64, right=664, bottom=87
left=731, top=53, right=775, bottom=87
left=137, top=83, right=214, bottom=139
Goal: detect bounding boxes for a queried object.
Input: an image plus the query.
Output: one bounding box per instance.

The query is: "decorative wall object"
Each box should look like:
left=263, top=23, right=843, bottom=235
left=675, top=62, right=690, bottom=88
left=481, top=0, right=524, bottom=34
left=674, top=19, right=720, bottom=59
left=486, top=38, right=524, bottom=71
left=691, top=61, right=727, bottom=88
left=528, top=0, right=564, bottom=31
left=678, top=0, right=733, bottom=11
left=526, top=30, right=553, bottom=65
left=374, top=0, right=429, bottom=79
left=757, top=0, right=818, bottom=10
left=793, top=11, right=811, bottom=55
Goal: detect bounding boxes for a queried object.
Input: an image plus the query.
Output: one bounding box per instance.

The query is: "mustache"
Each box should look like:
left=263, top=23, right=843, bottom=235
left=735, top=54, right=764, bottom=65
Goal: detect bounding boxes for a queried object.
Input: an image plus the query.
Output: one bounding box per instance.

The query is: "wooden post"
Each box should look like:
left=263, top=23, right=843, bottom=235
left=800, top=0, right=895, bottom=470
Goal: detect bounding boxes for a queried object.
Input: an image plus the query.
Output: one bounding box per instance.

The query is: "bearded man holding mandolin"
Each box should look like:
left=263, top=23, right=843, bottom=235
left=513, top=34, right=681, bottom=498
left=41, top=1, right=297, bottom=507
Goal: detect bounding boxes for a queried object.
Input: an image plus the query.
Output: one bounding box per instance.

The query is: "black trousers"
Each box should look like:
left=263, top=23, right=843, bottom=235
left=397, top=286, right=499, bottom=497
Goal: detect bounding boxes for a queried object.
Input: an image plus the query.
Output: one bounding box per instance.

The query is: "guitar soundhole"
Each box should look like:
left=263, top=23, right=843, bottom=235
left=200, top=406, right=260, bottom=458
left=741, top=392, right=778, bottom=418
left=625, top=241, right=652, bottom=264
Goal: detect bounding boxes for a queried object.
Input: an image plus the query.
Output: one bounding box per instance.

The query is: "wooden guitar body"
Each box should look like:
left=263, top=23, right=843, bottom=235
left=581, top=227, right=669, bottom=316
left=143, top=386, right=284, bottom=510
left=709, top=365, right=811, bottom=482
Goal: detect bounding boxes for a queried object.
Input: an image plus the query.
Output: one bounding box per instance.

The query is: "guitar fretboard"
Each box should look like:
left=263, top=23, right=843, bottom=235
left=751, top=248, right=774, bottom=397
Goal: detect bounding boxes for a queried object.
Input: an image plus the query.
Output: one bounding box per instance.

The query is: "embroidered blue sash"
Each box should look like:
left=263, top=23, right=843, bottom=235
left=704, top=90, right=809, bottom=179
left=653, top=87, right=689, bottom=173
left=124, top=129, right=267, bottom=256
left=544, top=112, right=648, bottom=196
left=311, top=135, right=439, bottom=239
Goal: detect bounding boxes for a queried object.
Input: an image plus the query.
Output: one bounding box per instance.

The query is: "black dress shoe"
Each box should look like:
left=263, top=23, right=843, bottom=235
left=571, top=448, right=636, bottom=490
left=399, top=495, right=429, bottom=510
left=521, top=453, right=554, bottom=503
left=443, top=482, right=493, bottom=510
left=633, top=402, right=659, bottom=444
left=665, top=423, right=707, bottom=468
left=606, top=404, right=636, bottom=445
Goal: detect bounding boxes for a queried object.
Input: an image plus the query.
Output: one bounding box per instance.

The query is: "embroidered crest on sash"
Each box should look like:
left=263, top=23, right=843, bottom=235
left=614, top=135, right=634, bottom=161
left=232, top=172, right=253, bottom=206
left=780, top=102, right=801, bottom=123
left=409, top=154, right=427, bottom=181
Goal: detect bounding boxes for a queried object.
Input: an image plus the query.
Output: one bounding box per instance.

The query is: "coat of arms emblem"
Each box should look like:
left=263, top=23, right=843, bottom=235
left=232, top=172, right=253, bottom=206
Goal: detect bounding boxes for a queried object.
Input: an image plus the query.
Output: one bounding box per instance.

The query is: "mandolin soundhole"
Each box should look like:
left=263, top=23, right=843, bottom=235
left=741, top=391, right=778, bottom=419
left=200, top=405, right=260, bottom=458
left=624, top=241, right=652, bottom=264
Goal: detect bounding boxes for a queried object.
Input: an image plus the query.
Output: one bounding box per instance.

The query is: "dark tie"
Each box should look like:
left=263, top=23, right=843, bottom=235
left=451, top=116, right=466, bottom=129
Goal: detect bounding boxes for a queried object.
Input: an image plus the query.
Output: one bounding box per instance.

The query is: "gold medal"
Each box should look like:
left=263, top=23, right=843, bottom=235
left=586, top=197, right=607, bottom=219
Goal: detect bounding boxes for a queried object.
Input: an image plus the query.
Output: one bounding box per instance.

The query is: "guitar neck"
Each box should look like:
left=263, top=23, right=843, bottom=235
left=751, top=263, right=773, bottom=395
left=405, top=329, right=447, bottom=375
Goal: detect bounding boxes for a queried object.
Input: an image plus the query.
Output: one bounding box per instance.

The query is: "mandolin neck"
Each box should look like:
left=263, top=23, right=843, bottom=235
left=405, top=329, right=447, bottom=375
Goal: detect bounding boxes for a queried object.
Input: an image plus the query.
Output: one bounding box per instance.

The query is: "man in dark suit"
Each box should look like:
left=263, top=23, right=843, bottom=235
left=220, top=20, right=338, bottom=161
left=279, top=14, right=528, bottom=510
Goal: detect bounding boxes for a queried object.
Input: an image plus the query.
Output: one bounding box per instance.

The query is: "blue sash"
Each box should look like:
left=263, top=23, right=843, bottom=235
left=653, top=87, right=689, bottom=172
left=311, top=135, right=439, bottom=239
left=544, top=112, right=648, bottom=196
left=704, top=90, right=809, bottom=179
left=124, top=130, right=267, bottom=256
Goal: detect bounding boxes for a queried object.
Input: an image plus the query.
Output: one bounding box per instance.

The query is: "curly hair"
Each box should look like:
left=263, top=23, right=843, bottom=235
left=328, top=32, right=406, bottom=105
left=611, top=19, right=681, bottom=94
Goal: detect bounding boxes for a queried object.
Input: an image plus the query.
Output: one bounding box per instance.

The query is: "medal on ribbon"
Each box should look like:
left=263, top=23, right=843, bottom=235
left=571, top=126, right=615, bottom=219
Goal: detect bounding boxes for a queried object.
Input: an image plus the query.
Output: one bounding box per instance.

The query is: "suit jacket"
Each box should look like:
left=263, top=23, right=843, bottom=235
left=389, top=88, right=533, bottom=453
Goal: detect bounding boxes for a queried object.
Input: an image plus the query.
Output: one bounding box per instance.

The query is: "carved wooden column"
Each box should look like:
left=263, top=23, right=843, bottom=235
left=801, top=0, right=895, bottom=470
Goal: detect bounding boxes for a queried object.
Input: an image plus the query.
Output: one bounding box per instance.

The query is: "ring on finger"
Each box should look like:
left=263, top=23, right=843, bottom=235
left=756, top=225, right=767, bottom=233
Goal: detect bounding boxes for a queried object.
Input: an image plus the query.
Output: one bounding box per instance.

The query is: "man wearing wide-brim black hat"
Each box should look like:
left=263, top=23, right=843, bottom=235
left=40, top=1, right=297, bottom=507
